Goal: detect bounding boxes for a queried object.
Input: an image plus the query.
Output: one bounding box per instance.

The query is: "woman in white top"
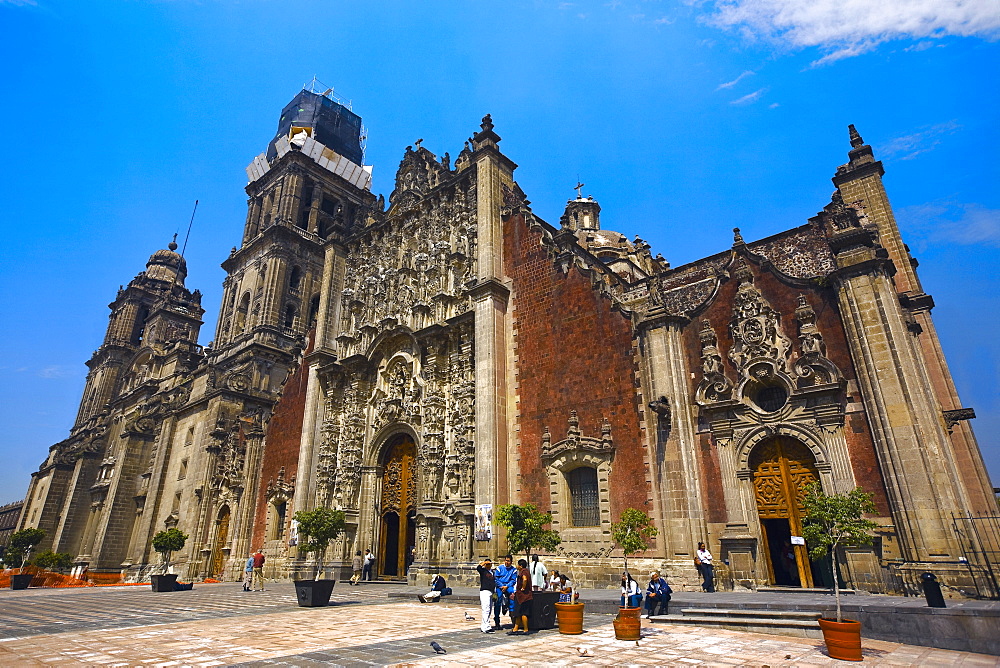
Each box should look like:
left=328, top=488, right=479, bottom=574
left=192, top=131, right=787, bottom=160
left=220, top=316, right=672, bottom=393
left=620, top=571, right=643, bottom=608
left=696, top=542, right=715, bottom=593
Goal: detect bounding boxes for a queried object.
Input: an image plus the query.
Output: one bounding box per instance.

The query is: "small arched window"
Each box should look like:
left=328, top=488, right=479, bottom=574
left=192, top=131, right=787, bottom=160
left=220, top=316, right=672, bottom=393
left=235, top=292, right=251, bottom=333
left=283, top=304, right=297, bottom=329
left=289, top=266, right=302, bottom=291
left=309, top=294, right=321, bottom=325
left=268, top=500, right=287, bottom=541
left=567, top=467, right=600, bottom=527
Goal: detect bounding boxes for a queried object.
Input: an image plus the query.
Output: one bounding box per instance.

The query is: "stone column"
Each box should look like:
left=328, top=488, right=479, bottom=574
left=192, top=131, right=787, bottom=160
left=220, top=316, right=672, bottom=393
left=832, top=248, right=966, bottom=561
left=469, top=115, right=516, bottom=559
left=231, top=422, right=266, bottom=562
left=637, top=311, right=705, bottom=559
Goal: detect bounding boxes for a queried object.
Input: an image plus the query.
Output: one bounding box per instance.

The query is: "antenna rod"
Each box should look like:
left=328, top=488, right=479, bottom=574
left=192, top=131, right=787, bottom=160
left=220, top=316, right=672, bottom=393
left=181, top=200, right=198, bottom=257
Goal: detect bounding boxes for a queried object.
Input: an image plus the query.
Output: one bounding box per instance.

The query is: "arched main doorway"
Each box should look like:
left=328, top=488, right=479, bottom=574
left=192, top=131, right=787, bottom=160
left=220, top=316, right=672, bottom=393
left=211, top=505, right=231, bottom=577
left=749, top=437, right=820, bottom=588
left=378, top=434, right=417, bottom=579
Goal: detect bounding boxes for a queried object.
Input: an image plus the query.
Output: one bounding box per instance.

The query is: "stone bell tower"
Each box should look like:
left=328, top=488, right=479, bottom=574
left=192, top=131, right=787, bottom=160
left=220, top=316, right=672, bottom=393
left=212, top=89, right=377, bottom=360
left=74, top=240, right=203, bottom=427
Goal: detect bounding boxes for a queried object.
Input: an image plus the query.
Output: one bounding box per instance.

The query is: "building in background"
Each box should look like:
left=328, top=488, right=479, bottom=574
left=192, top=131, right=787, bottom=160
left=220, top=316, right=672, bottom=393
left=17, top=89, right=995, bottom=596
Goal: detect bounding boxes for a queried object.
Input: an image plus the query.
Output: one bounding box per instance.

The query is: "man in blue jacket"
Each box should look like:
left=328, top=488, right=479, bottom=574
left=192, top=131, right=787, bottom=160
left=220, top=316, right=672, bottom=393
left=493, top=554, right=518, bottom=629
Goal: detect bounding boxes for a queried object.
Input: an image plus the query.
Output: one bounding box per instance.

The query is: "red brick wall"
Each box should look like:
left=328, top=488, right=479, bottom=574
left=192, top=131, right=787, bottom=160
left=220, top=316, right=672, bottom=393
left=251, top=335, right=313, bottom=547
left=681, top=263, right=891, bottom=515
left=503, top=214, right=648, bottom=515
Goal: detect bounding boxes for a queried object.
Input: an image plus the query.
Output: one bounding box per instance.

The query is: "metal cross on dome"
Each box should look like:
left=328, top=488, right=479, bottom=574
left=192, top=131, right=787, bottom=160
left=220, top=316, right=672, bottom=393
left=575, top=181, right=585, bottom=199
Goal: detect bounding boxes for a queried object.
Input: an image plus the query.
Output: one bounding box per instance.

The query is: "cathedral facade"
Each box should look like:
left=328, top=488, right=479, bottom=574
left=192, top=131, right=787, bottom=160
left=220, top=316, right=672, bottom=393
left=17, top=89, right=995, bottom=595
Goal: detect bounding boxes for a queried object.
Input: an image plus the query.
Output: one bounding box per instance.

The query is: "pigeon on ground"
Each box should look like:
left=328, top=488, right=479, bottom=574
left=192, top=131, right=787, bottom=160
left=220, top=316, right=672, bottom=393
left=465, top=611, right=475, bottom=621
left=577, top=646, right=591, bottom=656
left=430, top=641, right=446, bottom=654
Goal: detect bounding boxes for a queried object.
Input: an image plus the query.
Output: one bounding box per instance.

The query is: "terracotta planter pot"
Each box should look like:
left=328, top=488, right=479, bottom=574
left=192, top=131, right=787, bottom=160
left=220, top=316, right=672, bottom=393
left=818, top=617, right=862, bottom=662
left=614, top=606, right=642, bottom=641
left=555, top=602, right=584, bottom=634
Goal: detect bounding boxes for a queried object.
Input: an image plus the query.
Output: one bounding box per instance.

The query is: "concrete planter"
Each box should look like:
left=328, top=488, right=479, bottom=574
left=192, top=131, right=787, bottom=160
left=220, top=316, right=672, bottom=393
left=295, top=579, right=336, bottom=607
left=527, top=591, right=559, bottom=630
left=11, top=573, right=34, bottom=590
left=151, top=574, right=178, bottom=592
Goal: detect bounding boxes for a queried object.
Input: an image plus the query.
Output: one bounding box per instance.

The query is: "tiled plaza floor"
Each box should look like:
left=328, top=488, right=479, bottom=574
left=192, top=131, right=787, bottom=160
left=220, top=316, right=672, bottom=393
left=0, top=583, right=997, bottom=666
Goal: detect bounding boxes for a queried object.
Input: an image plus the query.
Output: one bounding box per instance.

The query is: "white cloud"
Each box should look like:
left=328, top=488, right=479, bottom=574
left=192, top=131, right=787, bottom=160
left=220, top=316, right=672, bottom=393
left=716, top=70, right=755, bottom=90
left=731, top=87, right=768, bottom=104
left=897, top=203, right=1000, bottom=248
left=877, top=121, right=960, bottom=160
left=768, top=102, right=780, bottom=109
left=704, top=0, right=1000, bottom=64
left=37, top=365, right=75, bottom=379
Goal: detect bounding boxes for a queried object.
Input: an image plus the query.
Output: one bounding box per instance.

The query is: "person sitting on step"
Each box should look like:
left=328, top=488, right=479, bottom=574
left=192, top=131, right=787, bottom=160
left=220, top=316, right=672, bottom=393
left=644, top=570, right=672, bottom=618
left=417, top=574, right=451, bottom=602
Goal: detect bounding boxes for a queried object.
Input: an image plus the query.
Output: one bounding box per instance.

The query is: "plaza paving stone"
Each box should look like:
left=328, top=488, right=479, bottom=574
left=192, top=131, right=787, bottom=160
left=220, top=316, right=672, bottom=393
left=0, top=583, right=996, bottom=666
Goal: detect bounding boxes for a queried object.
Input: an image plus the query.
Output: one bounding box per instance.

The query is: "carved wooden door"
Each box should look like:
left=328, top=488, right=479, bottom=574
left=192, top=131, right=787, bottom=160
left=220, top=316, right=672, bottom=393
left=212, top=506, right=231, bottom=577
left=750, top=438, right=818, bottom=587
left=379, top=436, right=417, bottom=578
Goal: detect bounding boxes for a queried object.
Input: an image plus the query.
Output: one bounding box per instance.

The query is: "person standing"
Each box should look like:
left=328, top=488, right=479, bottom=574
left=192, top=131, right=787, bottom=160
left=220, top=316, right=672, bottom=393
left=493, top=554, right=518, bottom=629
left=362, top=548, right=375, bottom=581
left=476, top=558, right=497, bottom=633
left=243, top=554, right=254, bottom=592
left=696, top=542, right=715, bottom=593
left=529, top=554, right=548, bottom=591
left=251, top=548, right=266, bottom=591
left=508, top=558, right=533, bottom=635
left=644, top=570, right=672, bottom=618
left=350, top=551, right=363, bottom=585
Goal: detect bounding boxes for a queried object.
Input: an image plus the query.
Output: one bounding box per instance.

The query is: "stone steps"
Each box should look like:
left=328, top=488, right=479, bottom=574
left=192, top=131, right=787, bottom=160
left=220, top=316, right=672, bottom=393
left=756, top=586, right=855, bottom=595
left=649, top=607, right=823, bottom=639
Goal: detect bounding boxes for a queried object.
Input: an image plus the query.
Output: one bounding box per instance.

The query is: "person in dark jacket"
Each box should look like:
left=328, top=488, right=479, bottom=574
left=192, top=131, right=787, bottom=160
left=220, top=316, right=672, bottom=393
left=418, top=574, right=449, bottom=602
left=644, top=570, right=672, bottom=618
left=476, top=558, right=497, bottom=633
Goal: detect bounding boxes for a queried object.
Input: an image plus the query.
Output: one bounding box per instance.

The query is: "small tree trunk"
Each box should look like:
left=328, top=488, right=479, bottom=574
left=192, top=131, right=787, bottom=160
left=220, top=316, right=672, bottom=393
left=830, top=545, right=841, bottom=623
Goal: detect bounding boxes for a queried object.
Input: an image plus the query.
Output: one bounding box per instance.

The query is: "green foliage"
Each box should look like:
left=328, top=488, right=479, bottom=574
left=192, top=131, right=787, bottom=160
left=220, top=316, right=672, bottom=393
left=294, top=507, right=347, bottom=556
left=293, top=507, right=347, bottom=579
left=31, top=550, right=74, bottom=571
left=4, top=528, right=45, bottom=568
left=611, top=508, right=659, bottom=559
left=801, top=482, right=878, bottom=622
left=802, top=483, right=878, bottom=560
left=152, top=528, right=188, bottom=557
left=494, top=503, right=561, bottom=560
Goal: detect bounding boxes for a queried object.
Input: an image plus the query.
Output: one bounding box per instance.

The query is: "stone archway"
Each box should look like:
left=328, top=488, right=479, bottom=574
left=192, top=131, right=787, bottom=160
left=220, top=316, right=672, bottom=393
left=378, top=434, right=417, bottom=578
left=749, top=437, right=819, bottom=588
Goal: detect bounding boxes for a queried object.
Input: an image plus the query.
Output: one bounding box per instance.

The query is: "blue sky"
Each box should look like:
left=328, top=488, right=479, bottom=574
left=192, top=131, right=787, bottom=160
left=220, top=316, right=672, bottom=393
left=1, top=0, right=997, bottom=505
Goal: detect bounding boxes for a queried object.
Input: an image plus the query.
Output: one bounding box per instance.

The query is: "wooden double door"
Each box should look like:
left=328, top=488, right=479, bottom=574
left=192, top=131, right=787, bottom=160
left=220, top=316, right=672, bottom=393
left=750, top=438, right=819, bottom=588
left=378, top=435, right=416, bottom=579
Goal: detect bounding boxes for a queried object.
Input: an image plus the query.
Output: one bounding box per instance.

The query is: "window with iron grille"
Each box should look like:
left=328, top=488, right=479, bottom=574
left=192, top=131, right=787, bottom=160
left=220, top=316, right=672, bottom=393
left=568, top=467, right=600, bottom=527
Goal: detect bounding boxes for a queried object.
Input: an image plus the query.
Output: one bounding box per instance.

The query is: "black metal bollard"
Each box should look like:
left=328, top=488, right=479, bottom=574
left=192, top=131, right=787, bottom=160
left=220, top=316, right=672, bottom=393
left=920, top=572, right=946, bottom=608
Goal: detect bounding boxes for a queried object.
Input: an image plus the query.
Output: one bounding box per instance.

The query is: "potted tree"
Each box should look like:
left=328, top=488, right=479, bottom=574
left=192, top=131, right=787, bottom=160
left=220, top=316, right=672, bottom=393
left=495, top=503, right=562, bottom=631
left=292, top=506, right=347, bottom=607
left=150, top=528, right=188, bottom=592
left=802, top=482, right=878, bottom=662
left=610, top=509, right=659, bottom=640
left=6, top=528, right=45, bottom=590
